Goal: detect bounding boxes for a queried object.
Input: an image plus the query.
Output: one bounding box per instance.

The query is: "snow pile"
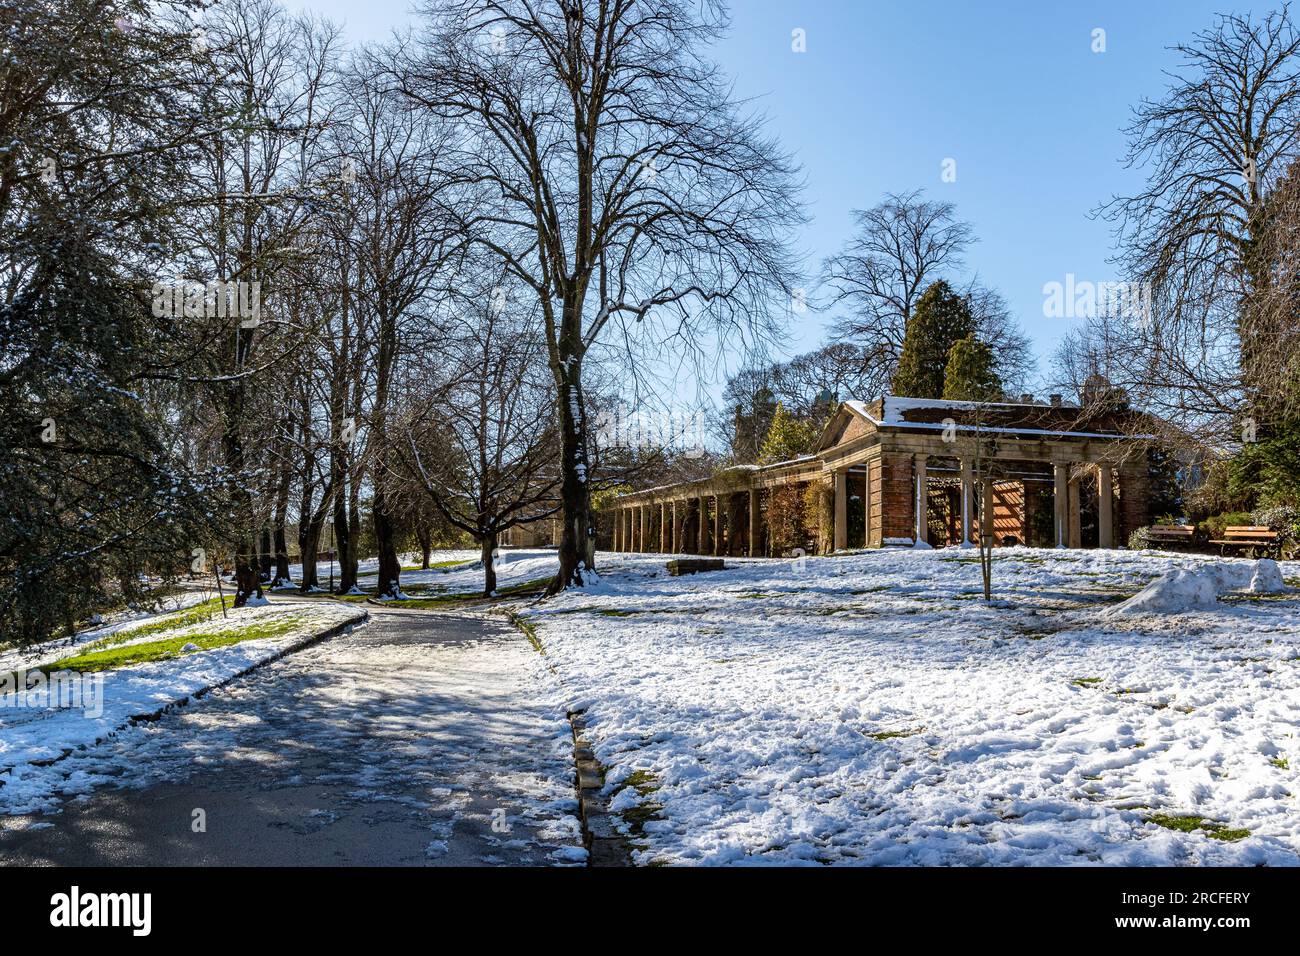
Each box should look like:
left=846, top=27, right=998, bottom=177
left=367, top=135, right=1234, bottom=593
left=1105, top=568, right=1220, bottom=616
left=1107, top=559, right=1290, bottom=616
left=1249, top=559, right=1286, bottom=594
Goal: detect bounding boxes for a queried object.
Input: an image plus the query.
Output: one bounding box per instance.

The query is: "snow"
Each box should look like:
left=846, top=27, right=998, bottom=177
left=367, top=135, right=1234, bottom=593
left=511, top=546, right=1300, bottom=866
left=0, top=598, right=365, bottom=814
left=1106, top=559, right=1289, bottom=616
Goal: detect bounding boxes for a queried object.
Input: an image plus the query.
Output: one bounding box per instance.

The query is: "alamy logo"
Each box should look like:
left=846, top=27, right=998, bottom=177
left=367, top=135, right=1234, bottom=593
left=151, top=279, right=261, bottom=328
left=1042, top=273, right=1152, bottom=324
left=50, top=886, right=151, bottom=936
left=0, top=669, right=103, bottom=718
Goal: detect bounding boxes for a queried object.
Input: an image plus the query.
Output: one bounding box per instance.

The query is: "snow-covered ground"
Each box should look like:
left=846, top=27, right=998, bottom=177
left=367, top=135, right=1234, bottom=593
left=511, top=546, right=1300, bottom=866
left=0, top=597, right=364, bottom=814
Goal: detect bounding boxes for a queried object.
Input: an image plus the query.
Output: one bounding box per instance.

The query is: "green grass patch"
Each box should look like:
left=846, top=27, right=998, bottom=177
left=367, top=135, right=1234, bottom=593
left=48, top=614, right=303, bottom=673
left=508, top=613, right=544, bottom=655
left=1146, top=814, right=1250, bottom=842
left=1270, top=756, right=1290, bottom=769
left=614, top=770, right=663, bottom=838
left=867, top=727, right=923, bottom=741
left=83, top=596, right=235, bottom=650
left=1072, top=676, right=1103, bottom=687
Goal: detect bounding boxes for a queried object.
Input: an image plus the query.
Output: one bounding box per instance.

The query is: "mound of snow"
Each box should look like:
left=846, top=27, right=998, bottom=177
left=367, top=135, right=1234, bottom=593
left=1107, top=559, right=1289, bottom=616
left=1107, top=568, right=1219, bottom=616
left=1249, top=559, right=1286, bottom=594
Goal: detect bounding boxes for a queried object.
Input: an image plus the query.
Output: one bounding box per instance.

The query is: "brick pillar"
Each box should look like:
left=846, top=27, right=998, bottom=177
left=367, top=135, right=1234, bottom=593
left=1119, top=459, right=1150, bottom=546
left=959, top=457, right=974, bottom=547
left=1098, top=463, right=1114, bottom=549
left=914, top=454, right=929, bottom=547
left=833, top=469, right=848, bottom=551
left=880, top=453, right=915, bottom=545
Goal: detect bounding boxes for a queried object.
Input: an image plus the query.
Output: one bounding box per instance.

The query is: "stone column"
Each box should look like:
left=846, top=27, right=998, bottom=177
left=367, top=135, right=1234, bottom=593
left=1098, top=463, right=1114, bottom=549
left=748, top=488, right=761, bottom=557
left=914, top=454, right=929, bottom=547
left=833, top=469, right=848, bottom=551
left=959, top=457, right=974, bottom=548
left=670, top=500, right=679, bottom=553
left=1053, top=463, right=1069, bottom=548
left=697, top=495, right=708, bottom=554
left=713, top=495, right=723, bottom=556
left=615, top=508, right=622, bottom=552
left=1068, top=472, right=1082, bottom=549
left=659, top=502, right=667, bottom=552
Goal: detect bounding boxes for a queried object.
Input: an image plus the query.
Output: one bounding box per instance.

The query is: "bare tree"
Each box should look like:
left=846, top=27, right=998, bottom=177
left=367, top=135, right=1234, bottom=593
left=821, top=190, right=974, bottom=395
left=398, top=0, right=803, bottom=592
left=1099, top=7, right=1300, bottom=443
left=397, top=283, right=561, bottom=596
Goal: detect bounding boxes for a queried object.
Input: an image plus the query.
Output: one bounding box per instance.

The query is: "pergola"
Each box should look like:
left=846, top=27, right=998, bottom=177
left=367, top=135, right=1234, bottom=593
left=610, top=396, right=1153, bottom=557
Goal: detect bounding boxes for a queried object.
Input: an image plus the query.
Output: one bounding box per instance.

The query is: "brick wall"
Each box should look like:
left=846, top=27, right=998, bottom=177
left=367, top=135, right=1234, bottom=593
left=880, top=453, right=915, bottom=543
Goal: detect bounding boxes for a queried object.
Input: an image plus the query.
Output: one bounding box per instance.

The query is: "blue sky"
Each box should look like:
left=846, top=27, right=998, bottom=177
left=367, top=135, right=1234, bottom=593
left=299, top=0, right=1264, bottom=397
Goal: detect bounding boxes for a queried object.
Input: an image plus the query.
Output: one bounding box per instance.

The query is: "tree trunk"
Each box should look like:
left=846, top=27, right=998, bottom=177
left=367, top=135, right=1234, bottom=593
left=299, top=518, right=322, bottom=592
left=549, top=361, right=595, bottom=593
left=332, top=470, right=351, bottom=594
left=481, top=532, right=497, bottom=597
left=373, top=469, right=401, bottom=598
left=259, top=525, right=272, bottom=581
left=272, top=436, right=292, bottom=586
left=346, top=474, right=361, bottom=591
left=222, top=420, right=262, bottom=608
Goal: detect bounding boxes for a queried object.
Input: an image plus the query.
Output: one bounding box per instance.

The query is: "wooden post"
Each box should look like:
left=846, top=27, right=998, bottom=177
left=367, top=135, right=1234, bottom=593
left=833, top=468, right=848, bottom=551
left=748, top=488, right=761, bottom=557
left=914, top=454, right=929, bottom=547
left=1098, top=463, right=1114, bottom=549
left=959, top=457, right=974, bottom=547
left=1053, top=463, right=1068, bottom=548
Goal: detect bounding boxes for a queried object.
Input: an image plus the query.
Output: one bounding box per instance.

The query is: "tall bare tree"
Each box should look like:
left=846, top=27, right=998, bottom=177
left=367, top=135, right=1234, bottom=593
left=398, top=0, right=803, bottom=592
left=1099, top=7, right=1300, bottom=443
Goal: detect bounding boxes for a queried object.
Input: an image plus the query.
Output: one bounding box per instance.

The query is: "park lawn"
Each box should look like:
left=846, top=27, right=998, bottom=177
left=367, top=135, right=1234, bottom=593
left=519, top=546, right=1300, bottom=867
left=77, top=595, right=236, bottom=649
left=46, top=614, right=303, bottom=673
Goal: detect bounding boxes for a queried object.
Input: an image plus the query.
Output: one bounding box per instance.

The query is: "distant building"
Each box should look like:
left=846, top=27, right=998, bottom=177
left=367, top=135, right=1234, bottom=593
left=610, top=395, right=1155, bottom=555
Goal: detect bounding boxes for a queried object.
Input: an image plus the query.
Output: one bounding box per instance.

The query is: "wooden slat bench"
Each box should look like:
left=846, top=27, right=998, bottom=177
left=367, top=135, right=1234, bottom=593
left=1209, top=526, right=1279, bottom=557
left=1146, top=524, right=1196, bottom=549
left=667, top=558, right=725, bottom=576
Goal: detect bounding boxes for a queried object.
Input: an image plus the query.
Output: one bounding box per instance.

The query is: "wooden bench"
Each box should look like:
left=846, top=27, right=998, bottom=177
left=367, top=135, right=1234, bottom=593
left=1146, top=524, right=1196, bottom=549
left=1209, top=526, right=1280, bottom=557
left=666, top=558, right=725, bottom=576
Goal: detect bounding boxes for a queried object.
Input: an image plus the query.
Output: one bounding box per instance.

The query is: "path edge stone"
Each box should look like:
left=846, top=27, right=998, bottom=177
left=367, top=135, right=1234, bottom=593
left=504, top=610, right=634, bottom=868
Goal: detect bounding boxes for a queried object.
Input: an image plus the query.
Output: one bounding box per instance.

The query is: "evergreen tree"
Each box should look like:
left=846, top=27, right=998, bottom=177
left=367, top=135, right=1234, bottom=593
left=943, top=335, right=1003, bottom=402
left=891, top=280, right=977, bottom=398
left=758, top=403, right=821, bottom=464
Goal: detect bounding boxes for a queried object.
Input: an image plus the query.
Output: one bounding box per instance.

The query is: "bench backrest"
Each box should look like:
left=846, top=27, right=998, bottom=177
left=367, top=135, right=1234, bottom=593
left=1149, top=524, right=1195, bottom=536
left=1224, top=525, right=1278, bottom=540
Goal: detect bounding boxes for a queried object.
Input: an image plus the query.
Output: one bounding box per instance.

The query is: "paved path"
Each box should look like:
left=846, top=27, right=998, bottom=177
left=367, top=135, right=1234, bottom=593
left=0, top=605, right=584, bottom=866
